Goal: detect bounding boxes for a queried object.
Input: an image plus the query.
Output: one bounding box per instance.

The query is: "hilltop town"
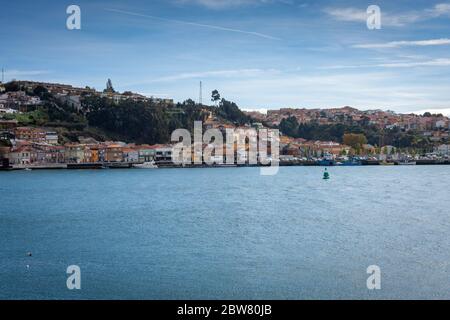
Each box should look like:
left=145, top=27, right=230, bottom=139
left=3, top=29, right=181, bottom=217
left=247, top=107, right=449, bottom=133
left=1, top=79, right=449, bottom=169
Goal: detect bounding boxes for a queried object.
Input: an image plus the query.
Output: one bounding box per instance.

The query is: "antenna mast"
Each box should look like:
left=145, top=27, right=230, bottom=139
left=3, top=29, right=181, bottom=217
left=199, top=81, right=203, bottom=106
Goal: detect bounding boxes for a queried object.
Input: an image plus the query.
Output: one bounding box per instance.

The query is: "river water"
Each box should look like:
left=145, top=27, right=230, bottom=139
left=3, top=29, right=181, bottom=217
left=0, top=166, right=449, bottom=299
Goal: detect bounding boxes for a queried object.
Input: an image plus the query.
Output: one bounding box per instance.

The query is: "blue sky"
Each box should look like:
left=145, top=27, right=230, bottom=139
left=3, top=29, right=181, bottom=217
left=1, top=0, right=450, bottom=114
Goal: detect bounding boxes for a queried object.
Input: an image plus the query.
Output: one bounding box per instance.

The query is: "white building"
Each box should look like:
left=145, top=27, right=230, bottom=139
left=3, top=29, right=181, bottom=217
left=436, top=144, right=450, bottom=156
left=154, top=146, right=172, bottom=162
left=57, top=94, right=82, bottom=110
left=0, top=107, right=18, bottom=114
left=45, top=132, right=59, bottom=145
left=123, top=148, right=139, bottom=162
left=435, top=120, right=447, bottom=129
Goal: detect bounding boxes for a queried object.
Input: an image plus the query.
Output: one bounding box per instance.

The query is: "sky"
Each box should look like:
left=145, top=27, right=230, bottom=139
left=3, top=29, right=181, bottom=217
left=1, top=0, right=450, bottom=114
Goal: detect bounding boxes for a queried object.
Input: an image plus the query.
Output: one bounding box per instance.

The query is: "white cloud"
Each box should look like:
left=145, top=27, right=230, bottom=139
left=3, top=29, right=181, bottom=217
left=175, top=0, right=291, bottom=9
left=321, top=58, right=450, bottom=69
left=324, top=8, right=367, bottom=23
left=3, top=69, right=51, bottom=79
left=154, top=69, right=268, bottom=82
left=106, top=8, right=280, bottom=40
left=427, top=3, right=450, bottom=17
left=122, top=69, right=279, bottom=87
left=139, top=92, right=171, bottom=98
left=242, top=108, right=268, bottom=114
left=412, top=108, right=450, bottom=116
left=176, top=0, right=258, bottom=9
left=325, top=3, right=450, bottom=27
left=356, top=39, right=450, bottom=49
left=379, top=58, right=450, bottom=68
left=353, top=38, right=450, bottom=49
left=324, top=7, right=420, bottom=26
left=152, top=69, right=278, bottom=82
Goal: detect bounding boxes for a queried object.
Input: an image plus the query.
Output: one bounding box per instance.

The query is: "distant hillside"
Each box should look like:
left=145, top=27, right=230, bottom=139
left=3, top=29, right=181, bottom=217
left=279, top=115, right=440, bottom=151
left=1, top=82, right=251, bottom=144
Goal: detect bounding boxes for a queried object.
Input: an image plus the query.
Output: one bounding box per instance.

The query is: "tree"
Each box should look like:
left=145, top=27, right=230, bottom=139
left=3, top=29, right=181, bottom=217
left=218, top=99, right=249, bottom=125
left=4, top=81, right=19, bottom=92
left=343, top=133, right=367, bottom=150
left=183, top=99, right=196, bottom=107
left=280, top=116, right=299, bottom=137
left=211, top=90, right=221, bottom=106
left=33, top=85, right=48, bottom=97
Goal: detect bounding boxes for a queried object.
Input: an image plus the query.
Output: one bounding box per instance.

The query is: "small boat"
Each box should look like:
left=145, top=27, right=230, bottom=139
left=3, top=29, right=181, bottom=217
left=24, top=168, right=32, bottom=171
left=133, top=161, right=158, bottom=169
left=340, top=159, right=362, bottom=166
left=106, top=162, right=133, bottom=169
left=318, top=153, right=335, bottom=166
left=397, top=160, right=416, bottom=165
left=318, top=159, right=335, bottom=166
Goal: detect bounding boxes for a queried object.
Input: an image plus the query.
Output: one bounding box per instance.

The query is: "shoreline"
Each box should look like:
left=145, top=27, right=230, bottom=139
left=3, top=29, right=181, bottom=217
left=1, top=159, right=450, bottom=171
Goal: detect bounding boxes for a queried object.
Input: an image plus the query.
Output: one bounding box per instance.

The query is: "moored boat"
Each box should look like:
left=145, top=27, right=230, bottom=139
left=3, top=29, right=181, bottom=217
left=133, top=161, right=158, bottom=169
left=397, top=160, right=417, bottom=165
left=318, top=159, right=335, bottom=166
left=340, top=159, right=362, bottom=166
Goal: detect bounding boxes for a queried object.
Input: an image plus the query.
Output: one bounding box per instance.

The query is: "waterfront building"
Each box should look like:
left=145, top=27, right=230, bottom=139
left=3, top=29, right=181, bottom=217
left=137, top=145, right=156, bottom=162
left=44, top=145, right=66, bottom=163
left=123, top=147, right=139, bottom=163
left=105, top=144, right=123, bottom=162
left=86, top=145, right=100, bottom=163
left=154, top=145, right=173, bottom=162
left=65, top=143, right=85, bottom=163
left=8, top=146, right=35, bottom=165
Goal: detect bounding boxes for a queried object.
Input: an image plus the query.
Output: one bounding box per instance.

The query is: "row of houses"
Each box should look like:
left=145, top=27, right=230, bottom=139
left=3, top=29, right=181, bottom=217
left=281, top=138, right=351, bottom=158
left=0, top=91, right=42, bottom=110
left=9, top=80, right=174, bottom=108
left=6, top=142, right=174, bottom=165
left=250, top=107, right=450, bottom=132
left=12, top=127, right=59, bottom=144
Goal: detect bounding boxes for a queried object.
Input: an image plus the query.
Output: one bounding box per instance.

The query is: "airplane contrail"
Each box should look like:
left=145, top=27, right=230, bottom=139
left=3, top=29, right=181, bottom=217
left=105, top=8, right=281, bottom=40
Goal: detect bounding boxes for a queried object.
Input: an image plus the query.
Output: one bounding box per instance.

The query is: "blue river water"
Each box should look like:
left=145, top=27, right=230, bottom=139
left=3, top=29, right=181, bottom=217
left=0, top=166, right=449, bottom=299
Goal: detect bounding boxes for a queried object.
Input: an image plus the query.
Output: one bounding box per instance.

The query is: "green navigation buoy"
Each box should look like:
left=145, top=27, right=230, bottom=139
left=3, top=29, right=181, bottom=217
left=323, top=168, right=330, bottom=180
